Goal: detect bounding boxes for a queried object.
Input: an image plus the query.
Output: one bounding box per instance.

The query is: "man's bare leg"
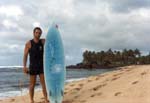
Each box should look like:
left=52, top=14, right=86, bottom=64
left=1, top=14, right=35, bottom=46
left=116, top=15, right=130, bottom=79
left=29, top=75, right=36, bottom=103
left=39, top=73, right=49, bottom=103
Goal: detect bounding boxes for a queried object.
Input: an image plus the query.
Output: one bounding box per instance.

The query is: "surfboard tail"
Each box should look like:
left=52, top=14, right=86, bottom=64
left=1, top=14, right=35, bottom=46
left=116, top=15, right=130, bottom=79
left=55, top=86, right=64, bottom=103
left=49, top=88, right=64, bottom=103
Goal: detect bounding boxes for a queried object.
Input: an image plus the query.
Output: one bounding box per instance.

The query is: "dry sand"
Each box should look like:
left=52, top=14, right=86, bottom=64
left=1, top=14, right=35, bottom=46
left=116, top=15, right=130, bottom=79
left=0, top=65, right=150, bottom=103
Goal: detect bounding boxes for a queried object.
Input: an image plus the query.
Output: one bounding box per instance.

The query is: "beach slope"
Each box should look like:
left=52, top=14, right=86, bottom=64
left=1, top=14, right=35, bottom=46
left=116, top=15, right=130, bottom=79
left=1, top=65, right=150, bottom=103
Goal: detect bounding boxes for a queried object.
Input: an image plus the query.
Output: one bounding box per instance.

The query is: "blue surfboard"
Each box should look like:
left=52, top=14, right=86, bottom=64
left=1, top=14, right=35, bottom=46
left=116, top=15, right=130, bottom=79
left=44, top=24, right=66, bottom=103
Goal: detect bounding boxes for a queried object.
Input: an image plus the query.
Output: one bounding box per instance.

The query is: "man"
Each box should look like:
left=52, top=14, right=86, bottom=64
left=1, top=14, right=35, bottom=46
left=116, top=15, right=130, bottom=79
left=23, top=27, right=49, bottom=103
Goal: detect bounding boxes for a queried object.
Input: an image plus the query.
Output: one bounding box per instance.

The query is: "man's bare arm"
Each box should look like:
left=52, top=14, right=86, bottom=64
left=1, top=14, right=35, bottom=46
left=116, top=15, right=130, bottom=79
left=23, top=41, right=30, bottom=74
left=41, top=39, right=45, bottom=45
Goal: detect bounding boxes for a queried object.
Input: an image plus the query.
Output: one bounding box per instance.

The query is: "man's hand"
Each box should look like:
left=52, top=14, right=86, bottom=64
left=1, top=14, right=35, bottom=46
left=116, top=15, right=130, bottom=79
left=23, top=67, right=29, bottom=74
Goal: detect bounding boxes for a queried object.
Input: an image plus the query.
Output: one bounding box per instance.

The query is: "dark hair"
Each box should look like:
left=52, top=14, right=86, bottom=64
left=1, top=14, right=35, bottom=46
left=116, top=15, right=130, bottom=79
left=33, top=27, right=42, bottom=34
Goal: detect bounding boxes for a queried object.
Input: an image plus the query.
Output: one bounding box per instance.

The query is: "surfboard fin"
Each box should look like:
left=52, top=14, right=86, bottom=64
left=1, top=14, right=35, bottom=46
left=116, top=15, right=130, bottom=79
left=61, top=89, right=64, bottom=96
left=49, top=90, right=52, bottom=96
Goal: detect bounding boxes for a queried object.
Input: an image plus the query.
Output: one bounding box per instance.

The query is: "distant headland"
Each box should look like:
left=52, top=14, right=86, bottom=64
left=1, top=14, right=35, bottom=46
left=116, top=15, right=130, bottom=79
left=66, top=48, right=150, bottom=69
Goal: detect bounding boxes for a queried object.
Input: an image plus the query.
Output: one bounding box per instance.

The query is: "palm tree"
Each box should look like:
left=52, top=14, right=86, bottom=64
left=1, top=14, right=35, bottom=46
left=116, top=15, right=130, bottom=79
left=134, top=49, right=141, bottom=64
left=122, top=49, right=128, bottom=65
left=128, top=49, right=135, bottom=64
left=134, top=48, right=141, bottom=57
left=83, top=50, right=89, bottom=64
left=100, top=51, right=105, bottom=65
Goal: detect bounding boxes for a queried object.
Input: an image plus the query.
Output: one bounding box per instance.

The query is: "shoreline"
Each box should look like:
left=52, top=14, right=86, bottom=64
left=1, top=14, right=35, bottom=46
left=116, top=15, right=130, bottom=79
left=1, top=65, right=150, bottom=103
left=0, top=78, right=87, bottom=100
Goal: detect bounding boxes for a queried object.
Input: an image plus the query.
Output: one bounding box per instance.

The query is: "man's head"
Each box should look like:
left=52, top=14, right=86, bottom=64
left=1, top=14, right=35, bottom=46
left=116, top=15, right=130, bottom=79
left=33, top=27, right=42, bottom=39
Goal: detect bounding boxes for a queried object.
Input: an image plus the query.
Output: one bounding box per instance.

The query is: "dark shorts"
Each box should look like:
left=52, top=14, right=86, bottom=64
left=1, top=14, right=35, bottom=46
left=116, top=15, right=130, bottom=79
left=29, top=65, right=44, bottom=75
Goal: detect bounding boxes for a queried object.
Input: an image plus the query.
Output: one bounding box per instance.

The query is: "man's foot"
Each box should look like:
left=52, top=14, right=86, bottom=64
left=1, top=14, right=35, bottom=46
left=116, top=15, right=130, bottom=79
left=44, top=99, right=49, bottom=103
left=30, top=100, right=34, bottom=103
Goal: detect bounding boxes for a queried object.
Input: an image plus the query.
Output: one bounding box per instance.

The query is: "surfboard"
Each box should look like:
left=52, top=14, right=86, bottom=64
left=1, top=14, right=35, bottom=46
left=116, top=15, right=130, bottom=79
left=44, top=24, right=66, bottom=103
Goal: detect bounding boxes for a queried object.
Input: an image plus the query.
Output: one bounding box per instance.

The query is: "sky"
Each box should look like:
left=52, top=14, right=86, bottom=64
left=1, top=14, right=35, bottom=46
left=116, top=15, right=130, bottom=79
left=0, top=0, right=150, bottom=66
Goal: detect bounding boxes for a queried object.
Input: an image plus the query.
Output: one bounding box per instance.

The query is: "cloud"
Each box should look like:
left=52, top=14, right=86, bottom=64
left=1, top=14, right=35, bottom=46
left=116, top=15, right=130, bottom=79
left=0, top=5, right=23, bottom=19
left=0, top=0, right=150, bottom=66
left=104, top=0, right=150, bottom=13
left=33, top=22, right=41, bottom=27
left=2, top=19, right=19, bottom=29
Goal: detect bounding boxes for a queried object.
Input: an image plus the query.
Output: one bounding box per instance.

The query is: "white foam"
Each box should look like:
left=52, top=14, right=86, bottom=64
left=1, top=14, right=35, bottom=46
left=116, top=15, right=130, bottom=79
left=66, top=78, right=86, bottom=83
left=0, top=88, right=28, bottom=99
left=0, top=78, right=86, bottom=99
left=0, top=65, right=23, bottom=69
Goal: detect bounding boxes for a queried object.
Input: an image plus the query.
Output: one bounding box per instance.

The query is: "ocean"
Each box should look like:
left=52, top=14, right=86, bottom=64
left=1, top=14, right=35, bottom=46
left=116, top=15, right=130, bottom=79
left=0, top=66, right=116, bottom=99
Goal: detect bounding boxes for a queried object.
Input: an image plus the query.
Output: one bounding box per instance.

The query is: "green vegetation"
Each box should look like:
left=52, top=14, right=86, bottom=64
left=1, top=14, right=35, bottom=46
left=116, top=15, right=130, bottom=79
left=82, top=48, right=150, bottom=67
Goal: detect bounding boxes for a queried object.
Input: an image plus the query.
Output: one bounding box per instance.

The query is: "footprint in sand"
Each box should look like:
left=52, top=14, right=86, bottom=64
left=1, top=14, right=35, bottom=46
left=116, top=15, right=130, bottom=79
left=96, top=92, right=103, bottom=96
left=93, top=83, right=107, bottom=91
left=70, top=84, right=75, bottom=86
left=71, top=90, right=78, bottom=94
left=95, top=77, right=99, bottom=80
left=10, top=99, right=15, bottom=102
left=91, top=92, right=103, bottom=97
left=104, top=79, right=109, bottom=82
left=114, top=92, right=122, bottom=96
left=90, top=94, right=95, bottom=97
left=64, top=92, right=67, bottom=94
left=87, top=79, right=93, bottom=82
left=79, top=83, right=84, bottom=87
left=111, top=77, right=120, bottom=81
left=141, top=72, right=146, bottom=76
left=74, top=95, right=79, bottom=99
left=74, top=87, right=81, bottom=91
left=132, top=81, right=139, bottom=85
left=113, top=73, right=123, bottom=77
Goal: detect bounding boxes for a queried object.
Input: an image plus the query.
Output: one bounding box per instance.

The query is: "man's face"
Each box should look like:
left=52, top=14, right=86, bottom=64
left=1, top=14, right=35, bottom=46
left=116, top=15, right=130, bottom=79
left=34, top=29, right=42, bottom=39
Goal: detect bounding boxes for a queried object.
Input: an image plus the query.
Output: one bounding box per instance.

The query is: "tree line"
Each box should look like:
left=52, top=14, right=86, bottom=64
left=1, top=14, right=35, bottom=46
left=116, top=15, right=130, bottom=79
left=82, top=48, right=150, bottom=67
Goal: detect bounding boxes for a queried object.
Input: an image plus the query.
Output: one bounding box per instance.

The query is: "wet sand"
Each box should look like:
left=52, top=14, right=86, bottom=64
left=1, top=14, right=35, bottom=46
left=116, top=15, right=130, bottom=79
left=1, top=65, right=150, bottom=103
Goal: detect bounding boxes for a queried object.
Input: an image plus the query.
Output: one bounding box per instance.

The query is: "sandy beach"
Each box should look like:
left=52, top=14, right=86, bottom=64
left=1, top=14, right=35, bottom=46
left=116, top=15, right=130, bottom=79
left=0, top=65, right=150, bottom=103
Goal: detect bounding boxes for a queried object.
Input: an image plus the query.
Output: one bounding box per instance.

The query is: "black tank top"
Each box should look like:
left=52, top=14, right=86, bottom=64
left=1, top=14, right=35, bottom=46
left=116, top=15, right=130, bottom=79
left=29, top=39, right=44, bottom=70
